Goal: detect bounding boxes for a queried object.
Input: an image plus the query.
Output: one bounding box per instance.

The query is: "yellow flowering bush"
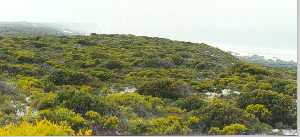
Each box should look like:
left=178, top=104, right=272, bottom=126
left=17, top=76, right=42, bottom=92
left=208, top=123, right=248, bottom=135
left=103, top=116, right=119, bottom=129
left=0, top=120, right=74, bottom=136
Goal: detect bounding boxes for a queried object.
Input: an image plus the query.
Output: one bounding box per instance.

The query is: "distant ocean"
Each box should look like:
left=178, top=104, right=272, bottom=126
left=212, top=43, right=297, bottom=62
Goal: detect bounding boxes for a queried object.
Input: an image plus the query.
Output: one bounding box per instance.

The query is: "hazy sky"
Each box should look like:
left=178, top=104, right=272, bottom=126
left=0, top=0, right=297, bottom=61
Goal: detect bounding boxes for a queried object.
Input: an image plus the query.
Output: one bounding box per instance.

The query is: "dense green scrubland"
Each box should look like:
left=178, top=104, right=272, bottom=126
left=0, top=34, right=296, bottom=135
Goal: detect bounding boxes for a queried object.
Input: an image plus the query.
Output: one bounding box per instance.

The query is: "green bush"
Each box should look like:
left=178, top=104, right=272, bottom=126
left=195, top=98, right=256, bottom=131
left=171, top=54, right=184, bottom=65
left=138, top=79, right=191, bottom=99
left=105, top=60, right=124, bottom=69
left=175, top=95, right=207, bottom=111
left=238, top=90, right=296, bottom=128
left=55, top=88, right=96, bottom=114
left=49, top=69, right=92, bottom=85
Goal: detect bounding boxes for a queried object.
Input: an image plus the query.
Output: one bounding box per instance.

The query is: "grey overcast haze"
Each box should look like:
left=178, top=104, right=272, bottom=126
left=0, top=0, right=297, bottom=61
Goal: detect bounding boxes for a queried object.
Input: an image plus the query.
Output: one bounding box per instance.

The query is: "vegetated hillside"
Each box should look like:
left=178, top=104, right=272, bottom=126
left=0, top=34, right=296, bottom=135
left=0, top=22, right=77, bottom=36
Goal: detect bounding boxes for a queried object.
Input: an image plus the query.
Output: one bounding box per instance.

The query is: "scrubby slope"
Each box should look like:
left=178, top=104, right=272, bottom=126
left=0, top=34, right=296, bottom=135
